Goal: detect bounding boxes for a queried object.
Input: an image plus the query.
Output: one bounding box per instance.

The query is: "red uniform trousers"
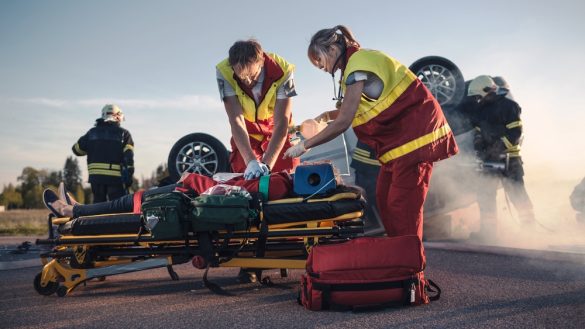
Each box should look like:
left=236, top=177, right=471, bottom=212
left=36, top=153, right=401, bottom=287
left=376, top=160, right=433, bottom=241
left=230, top=137, right=299, bottom=173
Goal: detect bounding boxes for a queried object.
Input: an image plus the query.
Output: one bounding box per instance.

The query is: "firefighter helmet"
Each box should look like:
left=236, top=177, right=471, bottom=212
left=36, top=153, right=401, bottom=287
left=468, top=75, right=497, bottom=98
left=101, top=104, right=124, bottom=122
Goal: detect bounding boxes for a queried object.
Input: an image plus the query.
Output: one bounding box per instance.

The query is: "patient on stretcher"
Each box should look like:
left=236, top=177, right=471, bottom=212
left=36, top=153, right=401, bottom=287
left=44, top=172, right=295, bottom=219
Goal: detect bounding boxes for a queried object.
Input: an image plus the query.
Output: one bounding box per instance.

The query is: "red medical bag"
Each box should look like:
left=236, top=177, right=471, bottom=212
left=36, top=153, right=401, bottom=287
left=299, top=236, right=440, bottom=311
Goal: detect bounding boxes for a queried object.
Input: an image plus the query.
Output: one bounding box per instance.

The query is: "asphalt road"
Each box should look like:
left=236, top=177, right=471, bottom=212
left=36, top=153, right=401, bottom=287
left=0, top=238, right=584, bottom=329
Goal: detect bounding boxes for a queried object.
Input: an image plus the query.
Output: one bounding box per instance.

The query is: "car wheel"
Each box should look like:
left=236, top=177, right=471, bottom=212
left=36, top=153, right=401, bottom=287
left=167, top=133, right=230, bottom=181
left=409, top=56, right=465, bottom=107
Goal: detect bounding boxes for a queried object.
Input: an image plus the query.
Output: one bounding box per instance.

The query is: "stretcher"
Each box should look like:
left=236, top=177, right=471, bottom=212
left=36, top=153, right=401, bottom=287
left=34, top=187, right=365, bottom=297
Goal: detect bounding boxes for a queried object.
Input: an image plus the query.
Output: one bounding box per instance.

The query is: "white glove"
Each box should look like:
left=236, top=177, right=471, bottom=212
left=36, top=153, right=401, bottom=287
left=284, top=140, right=309, bottom=159
left=244, top=160, right=270, bottom=180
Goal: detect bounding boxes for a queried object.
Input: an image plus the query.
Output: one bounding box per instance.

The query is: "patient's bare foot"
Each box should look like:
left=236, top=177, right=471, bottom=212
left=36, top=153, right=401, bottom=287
left=50, top=199, right=74, bottom=218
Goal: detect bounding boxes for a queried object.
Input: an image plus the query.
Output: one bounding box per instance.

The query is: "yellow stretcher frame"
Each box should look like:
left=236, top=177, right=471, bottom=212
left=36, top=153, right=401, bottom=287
left=35, top=202, right=364, bottom=297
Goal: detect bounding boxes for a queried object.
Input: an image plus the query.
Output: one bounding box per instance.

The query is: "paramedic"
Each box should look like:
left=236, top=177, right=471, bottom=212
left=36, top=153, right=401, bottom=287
left=217, top=39, right=299, bottom=180
left=467, top=75, right=536, bottom=240
left=73, top=104, right=134, bottom=202
left=284, top=25, right=458, bottom=240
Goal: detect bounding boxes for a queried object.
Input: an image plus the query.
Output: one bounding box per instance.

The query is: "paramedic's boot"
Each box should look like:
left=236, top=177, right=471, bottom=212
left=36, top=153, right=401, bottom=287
left=468, top=213, right=498, bottom=244
left=237, top=268, right=258, bottom=283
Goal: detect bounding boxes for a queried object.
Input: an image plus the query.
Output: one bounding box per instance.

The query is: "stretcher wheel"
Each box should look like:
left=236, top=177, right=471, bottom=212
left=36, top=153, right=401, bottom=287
left=33, top=272, right=58, bottom=296
left=280, top=269, right=288, bottom=278
left=56, top=286, right=68, bottom=297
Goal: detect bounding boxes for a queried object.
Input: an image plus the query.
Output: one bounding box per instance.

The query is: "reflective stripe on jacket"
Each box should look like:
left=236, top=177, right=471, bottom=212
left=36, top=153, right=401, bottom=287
left=73, top=119, right=134, bottom=184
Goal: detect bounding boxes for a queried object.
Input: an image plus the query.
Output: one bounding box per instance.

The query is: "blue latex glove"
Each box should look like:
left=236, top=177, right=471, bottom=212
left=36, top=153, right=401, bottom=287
left=244, top=160, right=270, bottom=180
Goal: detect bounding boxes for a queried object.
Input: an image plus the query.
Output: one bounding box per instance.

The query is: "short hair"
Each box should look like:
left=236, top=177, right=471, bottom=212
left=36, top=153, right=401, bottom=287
left=228, top=39, right=263, bottom=67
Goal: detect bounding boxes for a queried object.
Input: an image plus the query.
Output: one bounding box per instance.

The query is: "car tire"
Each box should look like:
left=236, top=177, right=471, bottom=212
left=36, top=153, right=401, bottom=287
left=167, top=133, right=230, bottom=181
left=409, top=56, right=465, bottom=108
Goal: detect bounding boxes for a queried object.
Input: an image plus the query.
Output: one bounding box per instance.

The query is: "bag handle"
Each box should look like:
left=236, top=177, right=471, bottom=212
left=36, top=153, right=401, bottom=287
left=426, top=279, right=441, bottom=301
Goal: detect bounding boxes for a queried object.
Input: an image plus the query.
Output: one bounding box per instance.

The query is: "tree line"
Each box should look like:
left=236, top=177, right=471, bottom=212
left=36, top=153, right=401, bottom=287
left=0, top=157, right=168, bottom=209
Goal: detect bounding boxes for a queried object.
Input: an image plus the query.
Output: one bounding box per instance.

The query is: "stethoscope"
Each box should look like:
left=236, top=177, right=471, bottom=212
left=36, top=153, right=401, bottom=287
left=330, top=45, right=347, bottom=109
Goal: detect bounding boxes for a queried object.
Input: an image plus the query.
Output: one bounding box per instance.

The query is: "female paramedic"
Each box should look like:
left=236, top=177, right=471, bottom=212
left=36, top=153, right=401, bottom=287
left=217, top=39, right=300, bottom=180
left=284, top=25, right=458, bottom=240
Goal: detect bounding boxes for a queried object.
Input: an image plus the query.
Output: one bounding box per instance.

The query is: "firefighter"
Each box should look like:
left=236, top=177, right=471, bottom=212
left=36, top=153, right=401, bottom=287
left=73, top=104, right=134, bottom=203
left=349, top=141, right=384, bottom=234
left=216, top=39, right=299, bottom=180
left=284, top=25, right=458, bottom=240
left=467, top=75, right=536, bottom=240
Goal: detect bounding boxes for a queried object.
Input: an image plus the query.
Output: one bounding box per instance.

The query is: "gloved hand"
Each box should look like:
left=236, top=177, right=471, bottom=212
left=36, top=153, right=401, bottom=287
left=244, top=160, right=270, bottom=180
left=284, top=140, right=309, bottom=159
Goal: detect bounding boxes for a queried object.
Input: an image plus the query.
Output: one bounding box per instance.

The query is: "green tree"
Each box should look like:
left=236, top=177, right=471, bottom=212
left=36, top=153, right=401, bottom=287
left=140, top=163, right=169, bottom=189
left=0, top=184, right=23, bottom=209
left=18, top=167, right=44, bottom=208
left=43, top=170, right=63, bottom=188
left=17, top=167, right=62, bottom=208
left=63, top=156, right=83, bottom=201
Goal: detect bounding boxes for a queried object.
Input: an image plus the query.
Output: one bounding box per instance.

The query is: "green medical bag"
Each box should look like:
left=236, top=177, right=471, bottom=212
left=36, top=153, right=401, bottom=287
left=191, top=194, right=254, bottom=232
left=141, top=192, right=193, bottom=239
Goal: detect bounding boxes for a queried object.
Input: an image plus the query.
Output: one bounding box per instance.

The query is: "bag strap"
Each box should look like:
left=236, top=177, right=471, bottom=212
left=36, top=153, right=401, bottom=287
left=258, top=175, right=270, bottom=201
left=132, top=189, right=145, bottom=214
left=426, top=279, right=442, bottom=301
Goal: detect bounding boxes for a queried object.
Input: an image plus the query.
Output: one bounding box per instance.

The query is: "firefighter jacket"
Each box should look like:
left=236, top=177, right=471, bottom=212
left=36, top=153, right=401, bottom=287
left=351, top=141, right=381, bottom=170
left=72, top=119, right=134, bottom=184
left=342, top=48, right=458, bottom=167
left=471, top=94, right=523, bottom=161
left=216, top=52, right=295, bottom=143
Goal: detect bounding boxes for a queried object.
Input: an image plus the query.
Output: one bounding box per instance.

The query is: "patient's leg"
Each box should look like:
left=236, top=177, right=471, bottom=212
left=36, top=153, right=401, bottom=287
left=73, top=184, right=177, bottom=217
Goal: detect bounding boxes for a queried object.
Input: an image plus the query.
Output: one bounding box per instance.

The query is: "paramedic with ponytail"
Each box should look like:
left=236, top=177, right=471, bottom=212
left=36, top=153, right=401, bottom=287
left=217, top=39, right=299, bottom=180
left=284, top=25, right=458, bottom=240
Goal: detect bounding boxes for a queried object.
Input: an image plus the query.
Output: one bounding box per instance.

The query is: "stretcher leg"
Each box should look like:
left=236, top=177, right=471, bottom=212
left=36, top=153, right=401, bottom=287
left=34, top=257, right=173, bottom=297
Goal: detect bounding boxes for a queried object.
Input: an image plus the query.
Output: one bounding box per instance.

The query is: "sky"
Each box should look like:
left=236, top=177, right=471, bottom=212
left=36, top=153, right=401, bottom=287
left=1, top=0, right=585, bottom=190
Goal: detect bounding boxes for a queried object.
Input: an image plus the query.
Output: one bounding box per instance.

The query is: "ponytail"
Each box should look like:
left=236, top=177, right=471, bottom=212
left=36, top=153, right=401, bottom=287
left=308, top=25, right=360, bottom=62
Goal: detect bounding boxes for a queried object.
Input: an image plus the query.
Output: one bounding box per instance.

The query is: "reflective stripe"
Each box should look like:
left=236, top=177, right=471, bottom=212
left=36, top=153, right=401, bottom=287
left=379, top=124, right=452, bottom=163
left=353, top=148, right=371, bottom=157
left=352, top=153, right=381, bottom=166
left=249, top=133, right=264, bottom=142
left=123, top=144, right=134, bottom=152
left=88, top=163, right=121, bottom=170
left=506, top=121, right=522, bottom=129
left=74, top=143, right=86, bottom=155
left=501, top=137, right=521, bottom=152
left=88, top=169, right=122, bottom=177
